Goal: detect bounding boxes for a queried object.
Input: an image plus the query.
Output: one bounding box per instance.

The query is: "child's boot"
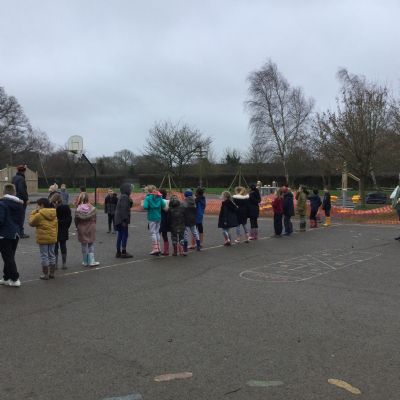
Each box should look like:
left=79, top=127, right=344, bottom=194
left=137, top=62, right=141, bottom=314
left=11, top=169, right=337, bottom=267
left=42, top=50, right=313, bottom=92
left=248, top=229, right=255, bottom=240
left=40, top=266, right=49, bottom=280
left=182, top=241, right=188, bottom=256
left=61, top=253, right=67, bottom=270
left=188, top=237, right=196, bottom=250
left=199, top=233, right=204, bottom=247
left=82, top=253, right=88, bottom=266
left=196, top=239, right=201, bottom=251
left=323, top=217, right=331, bottom=227
left=49, top=265, right=56, bottom=279
left=88, top=253, right=100, bottom=266
left=172, top=243, right=178, bottom=256
left=162, top=239, right=169, bottom=256
left=150, top=242, right=159, bottom=256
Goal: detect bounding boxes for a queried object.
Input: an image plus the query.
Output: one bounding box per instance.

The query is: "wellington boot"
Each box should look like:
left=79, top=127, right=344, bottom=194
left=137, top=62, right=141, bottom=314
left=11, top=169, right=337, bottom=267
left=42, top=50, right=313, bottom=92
left=49, top=265, right=56, bottom=279
left=172, top=244, right=178, bottom=256
left=162, top=239, right=170, bottom=256
left=188, top=237, right=196, bottom=250
left=40, top=266, right=49, bottom=280
left=323, top=217, right=331, bottom=227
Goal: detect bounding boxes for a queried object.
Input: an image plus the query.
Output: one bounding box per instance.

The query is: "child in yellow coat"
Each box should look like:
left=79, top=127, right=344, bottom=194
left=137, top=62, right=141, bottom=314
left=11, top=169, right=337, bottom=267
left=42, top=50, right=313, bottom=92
left=29, top=198, right=58, bottom=280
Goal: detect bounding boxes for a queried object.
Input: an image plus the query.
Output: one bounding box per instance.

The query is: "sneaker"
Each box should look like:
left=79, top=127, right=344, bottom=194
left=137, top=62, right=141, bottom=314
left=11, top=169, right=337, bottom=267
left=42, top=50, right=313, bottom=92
left=9, top=279, right=21, bottom=287
left=234, top=239, right=241, bottom=243
left=0, top=279, right=10, bottom=285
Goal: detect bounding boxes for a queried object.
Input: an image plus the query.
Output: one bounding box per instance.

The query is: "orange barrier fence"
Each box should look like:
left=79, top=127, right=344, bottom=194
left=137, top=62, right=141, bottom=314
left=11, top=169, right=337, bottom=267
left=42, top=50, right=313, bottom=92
left=90, top=190, right=399, bottom=225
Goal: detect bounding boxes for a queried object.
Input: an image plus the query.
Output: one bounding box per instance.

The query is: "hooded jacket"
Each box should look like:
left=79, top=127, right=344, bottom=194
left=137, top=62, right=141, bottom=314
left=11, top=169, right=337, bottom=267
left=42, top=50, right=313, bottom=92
left=168, top=198, right=185, bottom=234
left=75, top=203, right=97, bottom=243
left=195, top=195, right=206, bottom=224
left=218, top=199, right=239, bottom=228
left=308, top=193, right=322, bottom=212
left=29, top=208, right=58, bottom=244
left=248, top=188, right=261, bottom=218
left=56, top=204, right=72, bottom=242
left=12, top=172, right=29, bottom=203
left=233, top=194, right=249, bottom=225
left=104, top=193, right=118, bottom=215
left=296, top=191, right=308, bottom=215
left=183, top=196, right=196, bottom=226
left=283, top=191, right=295, bottom=217
left=0, top=195, right=24, bottom=239
left=115, top=183, right=133, bottom=227
left=143, top=193, right=167, bottom=222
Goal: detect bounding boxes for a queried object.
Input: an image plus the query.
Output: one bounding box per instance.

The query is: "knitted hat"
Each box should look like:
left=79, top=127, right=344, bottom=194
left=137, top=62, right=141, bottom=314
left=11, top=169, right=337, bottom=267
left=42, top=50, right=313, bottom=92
left=184, top=189, right=193, bottom=197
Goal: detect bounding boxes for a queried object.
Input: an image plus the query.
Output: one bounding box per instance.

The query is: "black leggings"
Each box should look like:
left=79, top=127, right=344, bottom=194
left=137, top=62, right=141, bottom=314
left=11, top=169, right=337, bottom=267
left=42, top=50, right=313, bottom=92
left=250, top=217, right=258, bottom=229
left=107, top=214, right=115, bottom=231
left=196, top=223, right=203, bottom=234
left=310, top=210, right=317, bottom=221
left=55, top=240, right=67, bottom=256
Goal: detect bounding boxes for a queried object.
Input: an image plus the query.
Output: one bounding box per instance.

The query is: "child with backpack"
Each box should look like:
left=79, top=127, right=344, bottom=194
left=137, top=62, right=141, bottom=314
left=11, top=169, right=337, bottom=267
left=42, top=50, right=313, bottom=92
left=29, top=198, right=58, bottom=280
left=75, top=193, right=100, bottom=267
left=218, top=191, right=239, bottom=246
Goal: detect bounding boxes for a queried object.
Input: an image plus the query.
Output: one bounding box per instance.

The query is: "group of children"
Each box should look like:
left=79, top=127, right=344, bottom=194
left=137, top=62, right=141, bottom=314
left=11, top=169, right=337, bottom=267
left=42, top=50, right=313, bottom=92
left=0, top=181, right=332, bottom=287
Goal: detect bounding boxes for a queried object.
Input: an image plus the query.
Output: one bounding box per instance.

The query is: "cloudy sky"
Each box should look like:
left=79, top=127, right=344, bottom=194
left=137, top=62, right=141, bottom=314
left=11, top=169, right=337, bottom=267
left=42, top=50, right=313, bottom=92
left=1, top=0, right=399, bottom=158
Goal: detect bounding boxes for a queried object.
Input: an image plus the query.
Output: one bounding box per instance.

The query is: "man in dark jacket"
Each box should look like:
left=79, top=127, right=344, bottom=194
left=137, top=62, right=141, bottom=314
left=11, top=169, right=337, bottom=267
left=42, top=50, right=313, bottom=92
left=114, top=183, right=133, bottom=258
left=0, top=183, right=24, bottom=287
left=12, top=165, right=29, bottom=238
left=282, top=186, right=294, bottom=236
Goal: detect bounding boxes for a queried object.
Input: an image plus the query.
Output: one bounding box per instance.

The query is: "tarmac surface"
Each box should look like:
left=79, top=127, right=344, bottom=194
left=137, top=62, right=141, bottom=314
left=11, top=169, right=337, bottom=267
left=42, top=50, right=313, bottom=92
left=1, top=206, right=400, bottom=399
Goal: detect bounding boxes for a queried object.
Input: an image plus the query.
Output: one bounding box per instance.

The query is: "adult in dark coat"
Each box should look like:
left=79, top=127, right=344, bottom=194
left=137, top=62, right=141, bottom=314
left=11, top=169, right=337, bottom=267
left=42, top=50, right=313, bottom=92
left=0, top=183, right=24, bottom=286
left=167, top=197, right=186, bottom=256
left=114, top=183, right=133, bottom=258
left=104, top=189, right=118, bottom=233
left=282, top=187, right=295, bottom=235
left=248, top=184, right=261, bottom=240
left=50, top=193, right=72, bottom=269
left=218, top=191, right=238, bottom=245
left=12, top=165, right=29, bottom=238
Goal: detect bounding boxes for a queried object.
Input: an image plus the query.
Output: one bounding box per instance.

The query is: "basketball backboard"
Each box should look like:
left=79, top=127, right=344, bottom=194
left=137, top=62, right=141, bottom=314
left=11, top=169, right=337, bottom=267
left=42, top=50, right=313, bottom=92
left=67, top=135, right=84, bottom=154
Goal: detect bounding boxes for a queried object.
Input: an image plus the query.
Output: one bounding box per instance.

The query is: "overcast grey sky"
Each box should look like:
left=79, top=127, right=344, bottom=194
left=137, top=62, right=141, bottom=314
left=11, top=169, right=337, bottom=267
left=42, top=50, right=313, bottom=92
left=1, top=0, right=399, bottom=158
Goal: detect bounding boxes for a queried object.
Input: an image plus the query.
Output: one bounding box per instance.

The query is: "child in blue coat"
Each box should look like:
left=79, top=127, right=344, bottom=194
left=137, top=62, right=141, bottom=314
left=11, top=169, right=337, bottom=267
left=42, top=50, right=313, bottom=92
left=308, top=189, right=322, bottom=228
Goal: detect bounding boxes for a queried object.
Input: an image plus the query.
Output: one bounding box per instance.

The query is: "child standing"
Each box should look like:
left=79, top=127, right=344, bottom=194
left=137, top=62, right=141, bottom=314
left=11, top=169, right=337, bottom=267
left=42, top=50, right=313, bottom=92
left=248, top=184, right=261, bottom=240
left=143, top=185, right=167, bottom=256
left=114, top=183, right=134, bottom=258
left=29, top=198, right=58, bottom=280
left=296, top=185, right=308, bottom=231
left=308, top=189, right=322, bottom=228
left=168, top=196, right=186, bottom=256
left=272, top=189, right=284, bottom=236
left=282, top=186, right=294, bottom=236
left=322, top=188, right=332, bottom=227
left=232, top=186, right=250, bottom=243
left=192, top=187, right=206, bottom=248
left=50, top=193, right=72, bottom=270
left=159, top=189, right=170, bottom=256
left=182, top=189, right=201, bottom=254
left=104, top=189, right=118, bottom=233
left=75, top=194, right=100, bottom=267
left=218, top=191, right=239, bottom=246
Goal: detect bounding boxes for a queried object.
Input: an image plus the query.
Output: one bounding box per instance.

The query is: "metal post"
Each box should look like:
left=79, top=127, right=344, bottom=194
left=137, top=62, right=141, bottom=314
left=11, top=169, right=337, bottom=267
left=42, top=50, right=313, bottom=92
left=81, top=153, right=97, bottom=206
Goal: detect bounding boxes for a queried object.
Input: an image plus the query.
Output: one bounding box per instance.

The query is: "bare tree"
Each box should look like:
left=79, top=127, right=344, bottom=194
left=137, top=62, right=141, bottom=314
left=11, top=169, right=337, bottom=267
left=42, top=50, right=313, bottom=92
left=317, top=69, right=394, bottom=205
left=222, top=148, right=241, bottom=166
left=145, top=121, right=212, bottom=189
left=246, top=60, right=314, bottom=183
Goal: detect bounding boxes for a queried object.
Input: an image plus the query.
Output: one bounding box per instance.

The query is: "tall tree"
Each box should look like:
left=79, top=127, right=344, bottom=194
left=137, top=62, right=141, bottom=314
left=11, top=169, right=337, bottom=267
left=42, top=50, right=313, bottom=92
left=246, top=60, right=314, bottom=183
left=317, top=69, right=394, bottom=205
left=145, top=121, right=211, bottom=189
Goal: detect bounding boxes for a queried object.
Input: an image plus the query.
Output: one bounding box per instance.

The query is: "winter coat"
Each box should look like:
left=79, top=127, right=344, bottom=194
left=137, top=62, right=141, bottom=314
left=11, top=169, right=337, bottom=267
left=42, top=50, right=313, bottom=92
left=272, top=197, right=284, bottom=214
left=296, top=191, right=308, bottom=215
left=233, top=194, right=249, bottom=225
left=29, top=208, right=58, bottom=245
left=168, top=198, right=185, bottom=234
left=248, top=189, right=261, bottom=218
left=160, top=199, right=170, bottom=233
left=115, top=184, right=133, bottom=227
left=60, top=189, right=70, bottom=205
left=218, top=199, right=239, bottom=228
left=0, top=195, right=24, bottom=239
left=104, top=193, right=118, bottom=215
left=75, top=204, right=96, bottom=244
left=56, top=204, right=72, bottom=242
left=322, top=192, right=331, bottom=212
left=182, top=196, right=196, bottom=226
left=308, top=194, right=322, bottom=212
left=143, top=193, right=167, bottom=222
left=12, top=172, right=28, bottom=203
left=283, top=192, right=295, bottom=217
left=195, top=195, right=206, bottom=224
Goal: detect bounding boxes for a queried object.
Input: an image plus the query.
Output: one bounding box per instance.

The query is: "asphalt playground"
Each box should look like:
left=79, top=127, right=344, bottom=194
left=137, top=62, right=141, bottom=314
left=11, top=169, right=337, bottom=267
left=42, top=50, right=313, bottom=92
left=1, top=206, right=400, bottom=399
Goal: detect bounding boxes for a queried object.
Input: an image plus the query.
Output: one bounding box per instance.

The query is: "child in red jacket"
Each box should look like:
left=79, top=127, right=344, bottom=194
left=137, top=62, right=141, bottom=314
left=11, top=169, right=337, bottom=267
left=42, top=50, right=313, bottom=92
left=272, top=189, right=284, bottom=237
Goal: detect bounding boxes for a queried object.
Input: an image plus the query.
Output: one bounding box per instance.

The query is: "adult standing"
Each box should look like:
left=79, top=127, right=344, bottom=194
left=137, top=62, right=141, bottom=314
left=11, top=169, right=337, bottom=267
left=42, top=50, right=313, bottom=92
left=282, top=186, right=294, bottom=236
left=0, top=183, right=24, bottom=287
left=12, top=165, right=29, bottom=238
left=248, top=184, right=261, bottom=240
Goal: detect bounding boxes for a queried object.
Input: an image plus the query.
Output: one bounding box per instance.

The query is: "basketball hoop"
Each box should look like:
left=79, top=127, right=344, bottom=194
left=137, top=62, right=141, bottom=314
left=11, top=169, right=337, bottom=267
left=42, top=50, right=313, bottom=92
left=67, top=135, right=84, bottom=157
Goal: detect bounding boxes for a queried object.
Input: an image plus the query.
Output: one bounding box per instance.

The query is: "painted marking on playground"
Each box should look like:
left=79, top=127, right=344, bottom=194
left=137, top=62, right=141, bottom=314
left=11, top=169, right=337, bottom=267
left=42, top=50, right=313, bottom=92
left=328, top=378, right=361, bottom=395
left=154, top=372, right=193, bottom=382
left=246, top=380, right=284, bottom=388
left=103, top=393, right=143, bottom=400
left=240, top=249, right=380, bottom=283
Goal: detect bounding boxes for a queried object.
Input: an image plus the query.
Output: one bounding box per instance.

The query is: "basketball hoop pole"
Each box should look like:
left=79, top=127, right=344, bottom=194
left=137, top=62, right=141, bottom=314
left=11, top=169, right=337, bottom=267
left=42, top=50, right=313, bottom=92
left=81, top=153, right=97, bottom=206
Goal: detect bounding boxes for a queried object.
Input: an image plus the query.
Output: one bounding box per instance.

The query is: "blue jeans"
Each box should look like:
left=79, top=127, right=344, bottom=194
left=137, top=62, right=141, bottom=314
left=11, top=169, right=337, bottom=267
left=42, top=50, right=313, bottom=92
left=39, top=244, right=56, bottom=266
left=117, top=225, right=129, bottom=252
